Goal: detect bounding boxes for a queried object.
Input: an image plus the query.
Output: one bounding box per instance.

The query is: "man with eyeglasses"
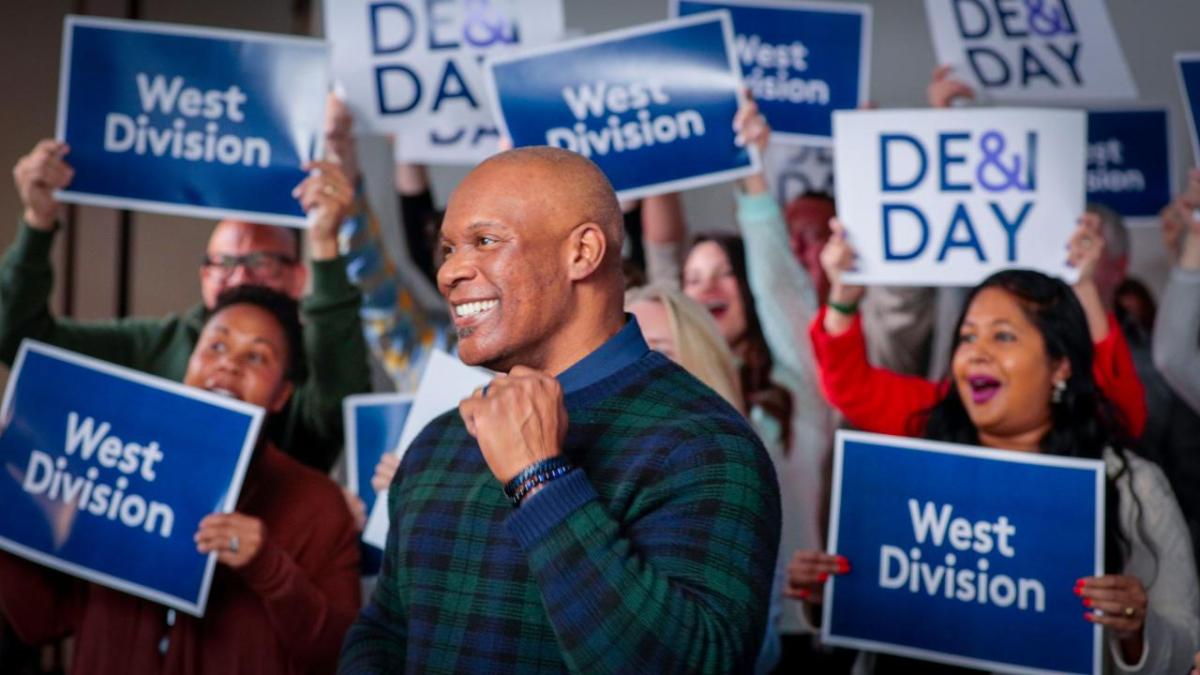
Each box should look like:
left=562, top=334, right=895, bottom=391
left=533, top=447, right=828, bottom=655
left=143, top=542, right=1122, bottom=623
left=0, top=139, right=371, bottom=472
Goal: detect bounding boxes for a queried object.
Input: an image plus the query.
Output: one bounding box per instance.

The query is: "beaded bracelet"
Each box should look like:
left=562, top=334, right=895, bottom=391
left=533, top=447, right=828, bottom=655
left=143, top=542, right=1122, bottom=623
left=509, top=464, right=574, bottom=508
left=503, top=456, right=574, bottom=507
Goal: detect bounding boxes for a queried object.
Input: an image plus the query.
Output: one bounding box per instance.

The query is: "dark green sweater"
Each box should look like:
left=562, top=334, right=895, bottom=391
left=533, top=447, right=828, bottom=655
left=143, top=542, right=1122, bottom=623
left=340, top=339, right=781, bottom=674
left=0, top=222, right=370, bottom=471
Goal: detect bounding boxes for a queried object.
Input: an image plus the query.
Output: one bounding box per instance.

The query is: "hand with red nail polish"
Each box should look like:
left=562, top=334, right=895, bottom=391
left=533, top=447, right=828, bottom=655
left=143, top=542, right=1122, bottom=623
left=784, top=549, right=849, bottom=605
left=1077, top=575, right=1148, bottom=665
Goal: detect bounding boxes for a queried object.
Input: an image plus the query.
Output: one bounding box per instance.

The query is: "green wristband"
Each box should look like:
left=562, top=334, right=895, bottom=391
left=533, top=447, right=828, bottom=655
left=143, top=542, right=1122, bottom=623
left=827, top=299, right=859, bottom=316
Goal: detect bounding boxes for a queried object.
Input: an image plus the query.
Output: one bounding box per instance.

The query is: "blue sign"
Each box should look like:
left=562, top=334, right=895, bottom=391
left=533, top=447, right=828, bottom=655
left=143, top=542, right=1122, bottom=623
left=823, top=431, right=1104, bottom=674
left=1177, top=53, right=1200, bottom=166
left=55, top=16, right=329, bottom=228
left=673, top=0, right=870, bottom=144
left=1086, top=110, right=1172, bottom=219
left=484, top=12, right=760, bottom=201
left=0, top=341, right=263, bottom=616
left=343, top=393, right=412, bottom=518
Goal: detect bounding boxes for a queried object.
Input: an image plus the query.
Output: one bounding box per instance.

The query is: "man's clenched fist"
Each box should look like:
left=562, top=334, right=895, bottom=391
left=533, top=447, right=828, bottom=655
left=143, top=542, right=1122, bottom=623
left=459, top=366, right=567, bottom=483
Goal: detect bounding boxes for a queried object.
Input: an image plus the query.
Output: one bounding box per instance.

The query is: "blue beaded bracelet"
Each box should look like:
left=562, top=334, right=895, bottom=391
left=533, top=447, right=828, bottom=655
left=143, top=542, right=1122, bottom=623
left=503, top=457, right=574, bottom=507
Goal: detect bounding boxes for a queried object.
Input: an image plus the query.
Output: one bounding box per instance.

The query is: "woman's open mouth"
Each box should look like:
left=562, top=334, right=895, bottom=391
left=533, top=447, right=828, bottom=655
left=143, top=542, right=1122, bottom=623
left=966, top=375, right=1002, bottom=405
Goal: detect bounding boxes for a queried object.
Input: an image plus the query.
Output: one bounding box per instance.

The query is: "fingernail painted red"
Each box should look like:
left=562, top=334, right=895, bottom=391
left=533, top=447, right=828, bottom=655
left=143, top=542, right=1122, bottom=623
left=818, top=573, right=829, bottom=583
left=1083, top=598, right=1092, bottom=608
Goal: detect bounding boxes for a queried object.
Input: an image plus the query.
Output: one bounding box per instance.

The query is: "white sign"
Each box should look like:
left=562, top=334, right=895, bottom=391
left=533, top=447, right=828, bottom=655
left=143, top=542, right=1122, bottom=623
left=362, top=350, right=492, bottom=549
left=923, top=0, right=1136, bottom=103
left=325, top=0, right=564, bottom=165
left=833, top=108, right=1085, bottom=287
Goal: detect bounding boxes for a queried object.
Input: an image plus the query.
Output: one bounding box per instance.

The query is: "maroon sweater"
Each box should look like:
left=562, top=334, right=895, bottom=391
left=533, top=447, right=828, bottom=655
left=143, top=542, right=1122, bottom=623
left=0, top=444, right=360, bottom=675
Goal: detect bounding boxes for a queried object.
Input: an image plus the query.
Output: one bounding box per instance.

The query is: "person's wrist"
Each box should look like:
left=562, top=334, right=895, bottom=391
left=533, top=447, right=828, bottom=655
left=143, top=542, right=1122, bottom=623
left=307, top=234, right=339, bottom=261
left=503, top=456, right=574, bottom=508
left=23, top=207, right=55, bottom=231
left=828, top=283, right=863, bottom=306
left=827, top=298, right=859, bottom=316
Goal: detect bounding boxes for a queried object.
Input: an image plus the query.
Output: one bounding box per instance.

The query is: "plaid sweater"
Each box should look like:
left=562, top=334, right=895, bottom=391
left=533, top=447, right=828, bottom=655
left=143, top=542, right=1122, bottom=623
left=339, top=347, right=781, bottom=674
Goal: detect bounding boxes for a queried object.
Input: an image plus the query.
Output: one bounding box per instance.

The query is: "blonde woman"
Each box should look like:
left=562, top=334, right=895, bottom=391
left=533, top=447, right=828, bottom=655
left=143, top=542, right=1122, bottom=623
left=626, top=283, right=745, bottom=413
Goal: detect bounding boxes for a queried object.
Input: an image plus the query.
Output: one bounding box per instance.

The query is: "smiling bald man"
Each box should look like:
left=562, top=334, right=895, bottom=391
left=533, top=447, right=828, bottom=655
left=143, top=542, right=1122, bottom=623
left=339, top=147, right=781, bottom=674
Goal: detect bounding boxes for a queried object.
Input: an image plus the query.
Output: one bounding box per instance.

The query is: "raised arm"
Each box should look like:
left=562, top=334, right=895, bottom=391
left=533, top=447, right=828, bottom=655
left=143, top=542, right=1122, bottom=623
left=641, top=193, right=686, bottom=288
left=1153, top=171, right=1200, bottom=413
left=1067, top=213, right=1146, bottom=437
left=732, top=97, right=820, bottom=389
left=811, top=220, right=942, bottom=435
left=284, top=161, right=372, bottom=469
left=0, top=140, right=172, bottom=368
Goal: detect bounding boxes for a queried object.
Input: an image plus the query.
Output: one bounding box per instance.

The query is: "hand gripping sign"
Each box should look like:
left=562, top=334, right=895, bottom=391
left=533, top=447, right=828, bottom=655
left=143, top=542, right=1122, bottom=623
left=484, top=12, right=760, bottom=202
left=55, top=16, right=328, bottom=228
left=824, top=431, right=1104, bottom=675
left=833, top=107, right=1085, bottom=287
left=0, top=341, right=263, bottom=616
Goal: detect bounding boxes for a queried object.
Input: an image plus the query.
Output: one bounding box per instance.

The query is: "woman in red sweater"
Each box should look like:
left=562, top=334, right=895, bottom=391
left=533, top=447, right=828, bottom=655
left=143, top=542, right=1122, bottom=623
left=811, top=213, right=1145, bottom=439
left=0, top=286, right=360, bottom=675
left=789, top=217, right=1198, bottom=672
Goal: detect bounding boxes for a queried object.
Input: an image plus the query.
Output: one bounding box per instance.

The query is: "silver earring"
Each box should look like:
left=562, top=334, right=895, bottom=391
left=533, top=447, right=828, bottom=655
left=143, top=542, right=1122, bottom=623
left=1052, top=380, right=1066, bottom=404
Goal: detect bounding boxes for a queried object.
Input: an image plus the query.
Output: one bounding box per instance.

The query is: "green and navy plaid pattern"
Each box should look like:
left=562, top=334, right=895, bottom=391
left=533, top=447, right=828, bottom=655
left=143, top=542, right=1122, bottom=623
left=339, top=351, right=781, bottom=674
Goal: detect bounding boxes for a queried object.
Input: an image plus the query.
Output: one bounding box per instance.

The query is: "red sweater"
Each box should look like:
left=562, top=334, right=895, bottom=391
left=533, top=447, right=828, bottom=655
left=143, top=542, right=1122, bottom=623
left=809, top=307, right=1147, bottom=439
left=0, top=444, right=360, bottom=675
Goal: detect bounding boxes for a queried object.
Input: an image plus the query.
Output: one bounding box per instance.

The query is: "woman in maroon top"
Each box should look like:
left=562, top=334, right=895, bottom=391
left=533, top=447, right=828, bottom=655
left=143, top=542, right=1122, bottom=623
left=0, top=286, right=360, bottom=675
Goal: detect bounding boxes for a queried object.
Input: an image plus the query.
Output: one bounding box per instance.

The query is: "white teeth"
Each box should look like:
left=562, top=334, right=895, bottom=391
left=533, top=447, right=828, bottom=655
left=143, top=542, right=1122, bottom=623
left=455, top=299, right=498, bottom=318
left=207, top=387, right=236, bottom=398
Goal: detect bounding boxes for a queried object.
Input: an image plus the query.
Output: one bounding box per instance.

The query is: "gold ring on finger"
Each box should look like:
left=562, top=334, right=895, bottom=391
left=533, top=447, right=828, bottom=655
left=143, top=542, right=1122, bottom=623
left=1123, top=606, right=1135, bottom=618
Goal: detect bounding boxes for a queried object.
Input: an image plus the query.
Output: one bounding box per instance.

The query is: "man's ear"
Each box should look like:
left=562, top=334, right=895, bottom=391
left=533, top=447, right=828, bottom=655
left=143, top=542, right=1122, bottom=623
left=565, top=222, right=607, bottom=282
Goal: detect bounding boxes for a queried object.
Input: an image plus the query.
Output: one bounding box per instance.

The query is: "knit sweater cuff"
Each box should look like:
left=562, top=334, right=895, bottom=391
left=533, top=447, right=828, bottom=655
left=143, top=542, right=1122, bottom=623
left=505, top=469, right=597, bottom=549
left=12, top=220, right=56, bottom=261
left=1169, top=266, right=1200, bottom=284
left=735, top=190, right=781, bottom=224
left=304, top=257, right=357, bottom=311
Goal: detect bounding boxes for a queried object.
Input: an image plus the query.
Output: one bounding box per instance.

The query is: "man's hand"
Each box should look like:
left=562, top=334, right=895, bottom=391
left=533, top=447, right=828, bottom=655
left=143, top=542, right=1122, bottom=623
left=734, top=89, right=771, bottom=195
left=292, top=160, right=354, bottom=261
left=371, top=453, right=401, bottom=494
left=1066, top=213, right=1105, bottom=285
left=459, top=366, right=567, bottom=484
left=195, top=512, right=266, bottom=569
left=819, top=218, right=865, bottom=336
left=323, top=93, right=360, bottom=187
left=13, top=140, right=73, bottom=231
left=927, top=65, right=975, bottom=108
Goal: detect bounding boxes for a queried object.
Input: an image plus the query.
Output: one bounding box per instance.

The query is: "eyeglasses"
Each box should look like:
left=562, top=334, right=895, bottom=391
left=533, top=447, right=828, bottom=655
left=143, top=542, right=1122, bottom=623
left=201, top=252, right=297, bottom=279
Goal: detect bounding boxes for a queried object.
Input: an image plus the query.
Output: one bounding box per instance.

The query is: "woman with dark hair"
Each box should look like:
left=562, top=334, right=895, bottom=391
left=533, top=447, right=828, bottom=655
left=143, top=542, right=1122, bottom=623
left=791, top=221, right=1199, bottom=673
left=0, top=286, right=361, bottom=675
left=680, top=99, right=842, bottom=672
left=685, top=234, right=794, bottom=440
